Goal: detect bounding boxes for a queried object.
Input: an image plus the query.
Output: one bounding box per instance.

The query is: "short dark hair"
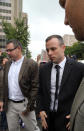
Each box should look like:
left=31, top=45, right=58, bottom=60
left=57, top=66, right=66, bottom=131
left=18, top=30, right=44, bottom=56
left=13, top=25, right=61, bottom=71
left=45, top=35, right=64, bottom=45
left=6, top=39, right=23, bottom=50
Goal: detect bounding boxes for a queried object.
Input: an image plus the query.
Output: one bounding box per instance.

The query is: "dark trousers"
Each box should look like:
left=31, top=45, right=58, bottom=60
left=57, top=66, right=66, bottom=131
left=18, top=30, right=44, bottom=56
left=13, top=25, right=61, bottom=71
left=0, top=111, right=8, bottom=130
left=43, top=111, right=69, bottom=131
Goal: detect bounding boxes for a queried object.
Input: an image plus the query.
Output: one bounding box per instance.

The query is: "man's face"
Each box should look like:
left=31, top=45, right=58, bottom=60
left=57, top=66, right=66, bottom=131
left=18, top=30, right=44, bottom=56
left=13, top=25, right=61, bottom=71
left=6, top=43, right=19, bottom=61
left=3, top=58, right=8, bottom=65
left=46, top=38, right=65, bottom=64
left=59, top=0, right=84, bottom=41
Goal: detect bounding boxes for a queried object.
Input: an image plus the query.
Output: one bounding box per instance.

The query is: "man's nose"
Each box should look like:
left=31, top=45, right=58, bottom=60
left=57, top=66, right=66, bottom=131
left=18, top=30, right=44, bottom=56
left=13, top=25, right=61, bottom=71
left=7, top=51, right=10, bottom=55
left=48, top=50, right=52, bottom=56
left=64, top=14, right=69, bottom=25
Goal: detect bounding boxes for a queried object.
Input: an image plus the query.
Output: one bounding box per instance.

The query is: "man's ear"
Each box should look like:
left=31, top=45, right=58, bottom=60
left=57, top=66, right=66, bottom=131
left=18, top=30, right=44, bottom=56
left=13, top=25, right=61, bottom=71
left=62, top=45, right=66, bottom=51
left=17, top=46, right=21, bottom=50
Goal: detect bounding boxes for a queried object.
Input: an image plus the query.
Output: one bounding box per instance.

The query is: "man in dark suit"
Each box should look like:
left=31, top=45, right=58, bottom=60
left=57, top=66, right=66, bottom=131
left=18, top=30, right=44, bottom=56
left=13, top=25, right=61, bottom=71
left=2, top=39, right=40, bottom=131
left=37, top=35, right=84, bottom=131
left=59, top=0, right=84, bottom=131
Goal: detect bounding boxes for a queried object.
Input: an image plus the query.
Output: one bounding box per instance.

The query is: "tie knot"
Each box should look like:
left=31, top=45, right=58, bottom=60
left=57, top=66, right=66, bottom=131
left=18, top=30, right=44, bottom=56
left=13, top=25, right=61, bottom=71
left=55, top=65, right=60, bottom=70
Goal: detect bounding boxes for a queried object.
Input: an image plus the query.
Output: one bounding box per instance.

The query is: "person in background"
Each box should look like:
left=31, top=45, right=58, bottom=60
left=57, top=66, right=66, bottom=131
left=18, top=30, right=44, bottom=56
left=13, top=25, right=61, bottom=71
left=59, top=0, right=84, bottom=131
left=71, top=55, right=77, bottom=61
left=0, top=57, right=8, bottom=131
left=0, top=54, right=4, bottom=130
left=37, top=35, right=84, bottom=131
left=2, top=58, right=8, bottom=65
left=2, top=39, right=40, bottom=131
left=37, top=50, right=49, bottom=66
left=37, top=54, right=41, bottom=66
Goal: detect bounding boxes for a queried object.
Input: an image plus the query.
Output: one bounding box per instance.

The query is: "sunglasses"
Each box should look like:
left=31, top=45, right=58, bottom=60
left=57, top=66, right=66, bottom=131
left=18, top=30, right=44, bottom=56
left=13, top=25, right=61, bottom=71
left=6, top=46, right=18, bottom=52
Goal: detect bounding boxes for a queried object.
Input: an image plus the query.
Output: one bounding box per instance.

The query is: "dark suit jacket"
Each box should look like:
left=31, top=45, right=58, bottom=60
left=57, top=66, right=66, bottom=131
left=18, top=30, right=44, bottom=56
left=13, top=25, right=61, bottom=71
left=37, top=58, right=84, bottom=116
left=3, top=57, right=39, bottom=112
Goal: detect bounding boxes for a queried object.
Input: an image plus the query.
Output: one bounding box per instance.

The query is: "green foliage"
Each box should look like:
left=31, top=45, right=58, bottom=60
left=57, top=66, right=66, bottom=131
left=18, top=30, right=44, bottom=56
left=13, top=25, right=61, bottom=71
left=2, top=17, right=31, bottom=58
left=1, top=52, right=7, bottom=58
left=26, top=48, right=32, bottom=58
left=2, top=22, right=16, bottom=39
left=65, top=41, right=84, bottom=59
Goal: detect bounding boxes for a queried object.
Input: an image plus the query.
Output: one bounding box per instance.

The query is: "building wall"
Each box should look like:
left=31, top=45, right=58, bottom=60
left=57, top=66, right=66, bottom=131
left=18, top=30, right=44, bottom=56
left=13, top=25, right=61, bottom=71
left=11, top=0, right=22, bottom=25
left=63, top=34, right=77, bottom=46
left=0, top=0, right=22, bottom=48
left=22, top=12, right=28, bottom=26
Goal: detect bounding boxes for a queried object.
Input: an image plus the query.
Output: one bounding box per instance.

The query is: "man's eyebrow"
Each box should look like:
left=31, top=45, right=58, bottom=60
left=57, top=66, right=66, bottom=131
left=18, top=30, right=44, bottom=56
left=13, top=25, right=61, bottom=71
left=59, top=0, right=66, bottom=8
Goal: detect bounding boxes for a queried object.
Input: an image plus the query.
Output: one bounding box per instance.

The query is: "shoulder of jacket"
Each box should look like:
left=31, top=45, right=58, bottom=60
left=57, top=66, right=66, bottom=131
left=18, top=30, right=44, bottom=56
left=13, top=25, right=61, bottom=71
left=24, top=57, right=38, bottom=66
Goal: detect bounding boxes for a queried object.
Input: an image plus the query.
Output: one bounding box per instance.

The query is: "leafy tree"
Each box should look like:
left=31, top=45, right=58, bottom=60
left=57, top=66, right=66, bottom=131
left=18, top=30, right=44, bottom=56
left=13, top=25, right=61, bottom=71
left=65, top=41, right=84, bottom=59
left=2, top=17, right=31, bottom=58
left=26, top=47, right=31, bottom=58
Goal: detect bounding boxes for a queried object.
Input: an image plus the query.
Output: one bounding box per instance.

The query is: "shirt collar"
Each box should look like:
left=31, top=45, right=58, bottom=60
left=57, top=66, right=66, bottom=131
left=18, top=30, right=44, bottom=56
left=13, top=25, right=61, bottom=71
left=12, top=56, right=24, bottom=64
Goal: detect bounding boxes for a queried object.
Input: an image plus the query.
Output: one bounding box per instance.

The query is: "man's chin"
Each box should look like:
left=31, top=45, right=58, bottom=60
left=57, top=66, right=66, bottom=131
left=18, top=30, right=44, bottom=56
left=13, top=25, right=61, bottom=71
left=50, top=58, right=58, bottom=63
left=9, top=56, right=14, bottom=61
left=52, top=60, right=58, bottom=64
left=74, top=32, right=84, bottom=41
left=51, top=59, right=56, bottom=63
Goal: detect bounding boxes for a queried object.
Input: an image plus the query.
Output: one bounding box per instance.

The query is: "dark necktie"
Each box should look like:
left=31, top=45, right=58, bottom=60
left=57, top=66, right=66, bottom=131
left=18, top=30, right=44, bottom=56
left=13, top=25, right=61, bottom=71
left=53, top=65, right=60, bottom=111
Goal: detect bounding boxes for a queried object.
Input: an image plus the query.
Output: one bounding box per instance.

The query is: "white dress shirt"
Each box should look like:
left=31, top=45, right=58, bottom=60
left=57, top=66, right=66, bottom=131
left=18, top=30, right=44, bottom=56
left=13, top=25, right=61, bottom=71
left=8, top=56, right=24, bottom=101
left=50, top=57, right=66, bottom=111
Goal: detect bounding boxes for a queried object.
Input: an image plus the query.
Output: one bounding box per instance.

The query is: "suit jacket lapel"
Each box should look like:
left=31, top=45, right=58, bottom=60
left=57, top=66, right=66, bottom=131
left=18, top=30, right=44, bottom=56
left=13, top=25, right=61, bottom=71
left=18, top=57, right=27, bottom=82
left=6, top=60, right=12, bottom=74
left=60, top=58, right=73, bottom=87
left=46, top=62, right=53, bottom=94
left=5, top=60, right=12, bottom=87
left=5, top=58, right=27, bottom=85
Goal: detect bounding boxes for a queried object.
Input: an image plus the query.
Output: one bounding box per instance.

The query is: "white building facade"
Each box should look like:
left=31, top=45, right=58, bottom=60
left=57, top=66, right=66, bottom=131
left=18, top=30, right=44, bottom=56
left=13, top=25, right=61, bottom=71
left=0, top=0, right=22, bottom=48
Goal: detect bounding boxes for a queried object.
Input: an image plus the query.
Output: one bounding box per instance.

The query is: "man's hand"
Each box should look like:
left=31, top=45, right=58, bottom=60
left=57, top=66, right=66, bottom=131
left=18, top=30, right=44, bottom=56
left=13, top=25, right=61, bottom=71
left=22, top=108, right=30, bottom=116
left=66, top=114, right=70, bottom=130
left=0, top=102, right=3, bottom=112
left=22, top=110, right=29, bottom=116
left=40, top=111, right=48, bottom=129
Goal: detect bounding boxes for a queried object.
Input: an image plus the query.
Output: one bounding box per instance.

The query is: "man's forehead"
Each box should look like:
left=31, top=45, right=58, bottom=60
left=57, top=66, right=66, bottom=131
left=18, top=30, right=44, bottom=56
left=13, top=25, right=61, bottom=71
left=59, top=0, right=66, bottom=8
